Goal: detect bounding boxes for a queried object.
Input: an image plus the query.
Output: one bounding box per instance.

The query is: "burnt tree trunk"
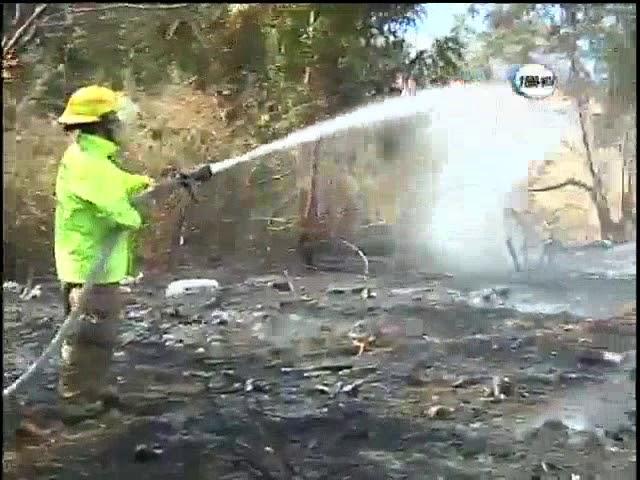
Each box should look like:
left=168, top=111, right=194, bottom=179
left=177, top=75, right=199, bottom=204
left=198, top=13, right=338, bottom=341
left=298, top=141, right=329, bottom=266
left=577, top=98, right=627, bottom=242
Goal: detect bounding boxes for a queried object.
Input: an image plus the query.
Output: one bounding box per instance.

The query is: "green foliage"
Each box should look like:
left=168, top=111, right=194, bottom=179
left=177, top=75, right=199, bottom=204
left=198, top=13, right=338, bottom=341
left=5, top=3, right=434, bottom=139
left=471, top=4, right=552, bottom=64
left=472, top=3, right=636, bottom=111
left=403, top=14, right=468, bottom=86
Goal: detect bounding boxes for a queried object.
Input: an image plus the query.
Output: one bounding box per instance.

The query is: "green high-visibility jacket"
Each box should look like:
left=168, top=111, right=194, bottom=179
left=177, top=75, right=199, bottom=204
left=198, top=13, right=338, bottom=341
left=54, top=133, right=153, bottom=284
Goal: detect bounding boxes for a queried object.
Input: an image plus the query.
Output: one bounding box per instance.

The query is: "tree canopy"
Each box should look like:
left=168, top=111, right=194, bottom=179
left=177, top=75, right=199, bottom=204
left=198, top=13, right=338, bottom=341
left=470, top=3, right=636, bottom=111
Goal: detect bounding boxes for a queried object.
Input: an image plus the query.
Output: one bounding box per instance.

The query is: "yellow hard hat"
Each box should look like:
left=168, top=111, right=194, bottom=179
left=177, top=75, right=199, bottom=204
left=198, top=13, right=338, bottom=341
left=58, top=85, right=126, bottom=125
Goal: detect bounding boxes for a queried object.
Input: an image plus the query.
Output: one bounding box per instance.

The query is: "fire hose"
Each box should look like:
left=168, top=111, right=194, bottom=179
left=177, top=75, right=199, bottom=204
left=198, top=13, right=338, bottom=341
left=3, top=164, right=216, bottom=399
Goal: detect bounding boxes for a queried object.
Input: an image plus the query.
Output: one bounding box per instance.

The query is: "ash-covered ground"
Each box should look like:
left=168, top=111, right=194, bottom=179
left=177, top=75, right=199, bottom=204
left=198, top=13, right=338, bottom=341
left=3, top=243, right=636, bottom=480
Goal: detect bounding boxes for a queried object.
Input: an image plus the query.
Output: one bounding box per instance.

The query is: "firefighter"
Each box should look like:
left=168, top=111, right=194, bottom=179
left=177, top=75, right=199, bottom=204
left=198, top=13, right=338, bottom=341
left=54, top=85, right=157, bottom=419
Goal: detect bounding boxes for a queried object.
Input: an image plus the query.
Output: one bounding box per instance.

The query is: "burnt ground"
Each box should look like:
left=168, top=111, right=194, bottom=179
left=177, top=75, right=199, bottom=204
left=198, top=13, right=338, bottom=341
left=2, top=247, right=637, bottom=480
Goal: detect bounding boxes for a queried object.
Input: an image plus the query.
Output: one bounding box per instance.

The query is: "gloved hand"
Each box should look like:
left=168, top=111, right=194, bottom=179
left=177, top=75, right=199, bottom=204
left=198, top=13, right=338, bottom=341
left=174, top=165, right=213, bottom=202
left=188, top=165, right=213, bottom=183
left=131, top=194, right=156, bottom=224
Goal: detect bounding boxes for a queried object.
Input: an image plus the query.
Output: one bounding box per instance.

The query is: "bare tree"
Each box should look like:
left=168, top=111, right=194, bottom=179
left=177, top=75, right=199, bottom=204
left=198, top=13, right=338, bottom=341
left=529, top=102, right=629, bottom=242
left=527, top=5, right=632, bottom=242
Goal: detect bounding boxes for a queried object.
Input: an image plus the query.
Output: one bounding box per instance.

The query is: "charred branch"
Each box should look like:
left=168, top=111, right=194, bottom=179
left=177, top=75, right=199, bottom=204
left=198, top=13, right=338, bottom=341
left=2, top=4, right=48, bottom=55
left=528, top=178, right=593, bottom=193
left=71, top=3, right=190, bottom=14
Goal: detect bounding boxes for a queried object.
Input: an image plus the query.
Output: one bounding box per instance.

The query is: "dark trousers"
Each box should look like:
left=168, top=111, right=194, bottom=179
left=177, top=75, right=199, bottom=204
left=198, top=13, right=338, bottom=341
left=59, top=282, right=123, bottom=404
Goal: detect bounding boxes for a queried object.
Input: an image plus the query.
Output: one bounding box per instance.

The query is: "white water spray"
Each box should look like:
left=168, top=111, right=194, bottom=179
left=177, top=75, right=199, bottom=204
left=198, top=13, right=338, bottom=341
left=207, top=91, right=443, bottom=175
left=417, top=83, right=578, bottom=274
left=206, top=82, right=578, bottom=275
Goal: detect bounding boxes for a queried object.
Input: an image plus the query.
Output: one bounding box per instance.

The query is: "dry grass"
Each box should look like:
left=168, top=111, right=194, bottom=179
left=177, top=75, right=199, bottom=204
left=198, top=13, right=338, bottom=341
left=4, top=116, right=67, bottom=277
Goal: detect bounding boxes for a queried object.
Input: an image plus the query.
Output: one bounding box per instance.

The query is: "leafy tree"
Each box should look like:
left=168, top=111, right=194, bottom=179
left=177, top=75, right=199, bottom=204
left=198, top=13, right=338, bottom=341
left=403, top=15, right=468, bottom=87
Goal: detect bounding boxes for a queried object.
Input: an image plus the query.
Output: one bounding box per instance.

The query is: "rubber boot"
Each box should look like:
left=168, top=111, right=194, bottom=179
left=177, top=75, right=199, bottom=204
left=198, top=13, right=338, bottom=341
left=58, top=284, right=123, bottom=425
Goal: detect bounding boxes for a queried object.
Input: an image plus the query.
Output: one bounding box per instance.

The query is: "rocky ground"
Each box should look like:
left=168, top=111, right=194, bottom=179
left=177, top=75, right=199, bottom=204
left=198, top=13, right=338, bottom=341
left=2, top=245, right=636, bottom=480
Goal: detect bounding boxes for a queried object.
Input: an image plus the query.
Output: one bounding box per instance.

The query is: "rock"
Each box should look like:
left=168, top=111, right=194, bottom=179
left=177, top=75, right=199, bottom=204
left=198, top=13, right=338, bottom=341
left=480, top=289, right=495, bottom=302
left=244, top=378, right=268, bottom=393
left=558, top=372, right=604, bottom=384
left=162, top=306, right=187, bottom=318
left=313, top=384, right=334, bottom=395
left=524, top=419, right=570, bottom=445
left=210, top=310, right=231, bottom=325
left=340, top=379, right=365, bottom=397
left=488, top=394, right=506, bottom=403
left=3, top=281, right=23, bottom=293
left=390, top=287, right=433, bottom=296
left=362, top=288, right=377, bottom=299
left=327, top=284, right=369, bottom=296
left=492, top=286, right=511, bottom=298
left=604, top=427, right=628, bottom=443
left=492, top=376, right=514, bottom=398
left=576, top=349, right=625, bottom=367
left=165, top=279, right=220, bottom=298
left=173, top=313, right=200, bottom=325
left=427, top=405, right=455, bottom=419
left=60, top=401, right=108, bottom=425
left=591, top=239, right=613, bottom=249
left=452, top=376, right=484, bottom=389
left=245, top=275, right=281, bottom=287
left=184, top=370, right=213, bottom=380
left=566, top=429, right=604, bottom=451
left=624, top=409, right=636, bottom=426
left=350, top=286, right=367, bottom=294
left=134, top=444, right=163, bottom=462
left=327, top=286, right=348, bottom=295
left=19, top=285, right=42, bottom=300
left=120, top=332, right=138, bottom=346
left=125, top=304, right=153, bottom=320
left=430, top=459, right=487, bottom=479
left=516, top=372, right=557, bottom=386
left=540, top=461, right=565, bottom=474
left=271, top=280, right=293, bottom=293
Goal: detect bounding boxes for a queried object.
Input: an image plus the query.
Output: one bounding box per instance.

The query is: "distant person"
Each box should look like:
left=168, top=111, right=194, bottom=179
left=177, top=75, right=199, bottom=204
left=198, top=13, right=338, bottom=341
left=391, top=71, right=405, bottom=96
left=406, top=76, right=417, bottom=96
left=537, top=218, right=565, bottom=268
